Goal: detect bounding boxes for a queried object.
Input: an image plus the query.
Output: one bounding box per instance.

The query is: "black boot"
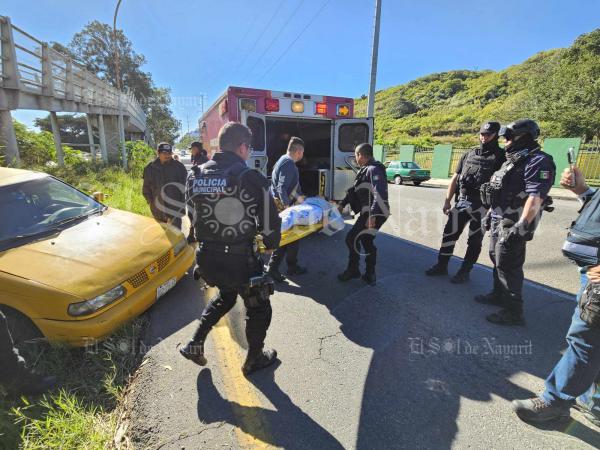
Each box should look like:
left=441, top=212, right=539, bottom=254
left=242, top=348, right=278, bottom=375
left=450, top=265, right=471, bottom=284
left=287, top=264, right=308, bottom=276
left=362, top=272, right=376, bottom=286
left=180, top=340, right=207, bottom=366
left=425, top=263, right=448, bottom=276
left=338, top=268, right=361, bottom=282
left=474, top=291, right=504, bottom=306
left=486, top=308, right=525, bottom=326
left=267, top=268, right=286, bottom=283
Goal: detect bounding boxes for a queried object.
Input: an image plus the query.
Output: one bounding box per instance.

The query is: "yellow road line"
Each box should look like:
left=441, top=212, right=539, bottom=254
left=205, top=286, right=274, bottom=449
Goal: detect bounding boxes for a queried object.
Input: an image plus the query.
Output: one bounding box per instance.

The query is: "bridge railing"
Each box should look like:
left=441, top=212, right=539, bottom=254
left=1, top=16, right=145, bottom=129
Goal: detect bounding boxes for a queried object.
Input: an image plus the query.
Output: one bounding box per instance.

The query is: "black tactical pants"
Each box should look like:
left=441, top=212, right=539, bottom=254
left=267, top=240, right=300, bottom=272
left=489, top=218, right=527, bottom=312
left=192, top=286, right=272, bottom=353
left=192, top=249, right=272, bottom=353
left=437, top=206, right=485, bottom=268
left=0, top=311, right=34, bottom=391
left=345, top=213, right=387, bottom=275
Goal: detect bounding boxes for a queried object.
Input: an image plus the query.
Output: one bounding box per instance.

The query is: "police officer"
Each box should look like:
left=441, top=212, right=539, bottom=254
left=426, top=122, right=505, bottom=283
left=180, top=122, right=282, bottom=375
left=476, top=119, right=555, bottom=325
left=0, top=310, right=56, bottom=395
left=512, top=165, right=600, bottom=424
left=337, top=143, right=390, bottom=286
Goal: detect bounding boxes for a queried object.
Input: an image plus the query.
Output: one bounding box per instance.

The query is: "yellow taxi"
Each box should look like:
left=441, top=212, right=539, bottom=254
left=0, top=168, right=194, bottom=346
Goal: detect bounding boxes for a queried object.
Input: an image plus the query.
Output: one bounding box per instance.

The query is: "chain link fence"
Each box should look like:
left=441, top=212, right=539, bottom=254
left=413, top=147, right=434, bottom=170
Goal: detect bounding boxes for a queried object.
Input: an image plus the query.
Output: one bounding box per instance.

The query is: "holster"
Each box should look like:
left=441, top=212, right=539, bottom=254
left=245, top=274, right=275, bottom=308
left=580, top=282, right=600, bottom=329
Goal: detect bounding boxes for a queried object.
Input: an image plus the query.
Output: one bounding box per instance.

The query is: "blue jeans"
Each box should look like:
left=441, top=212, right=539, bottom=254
left=542, top=272, right=600, bottom=416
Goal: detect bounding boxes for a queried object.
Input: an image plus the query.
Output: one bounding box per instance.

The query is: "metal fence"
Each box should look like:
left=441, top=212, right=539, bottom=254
left=449, top=148, right=470, bottom=176
left=577, top=142, right=600, bottom=186
left=413, top=147, right=434, bottom=170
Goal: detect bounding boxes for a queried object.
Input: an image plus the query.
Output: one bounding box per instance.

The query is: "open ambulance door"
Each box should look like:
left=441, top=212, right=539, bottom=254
left=241, top=110, right=268, bottom=176
left=331, top=117, right=374, bottom=201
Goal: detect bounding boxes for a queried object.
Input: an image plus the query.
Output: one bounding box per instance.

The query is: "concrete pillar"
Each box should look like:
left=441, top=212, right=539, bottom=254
left=50, top=112, right=64, bottom=166
left=0, top=16, right=21, bottom=110
left=97, top=114, right=108, bottom=163
left=0, top=110, right=19, bottom=165
left=86, top=113, right=96, bottom=161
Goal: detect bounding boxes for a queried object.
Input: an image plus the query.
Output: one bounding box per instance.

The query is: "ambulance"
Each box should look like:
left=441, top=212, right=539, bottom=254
left=199, top=86, right=373, bottom=201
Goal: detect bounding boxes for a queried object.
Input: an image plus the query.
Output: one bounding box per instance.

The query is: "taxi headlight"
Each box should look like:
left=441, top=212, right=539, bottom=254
left=68, top=285, right=126, bottom=317
left=173, top=237, right=187, bottom=257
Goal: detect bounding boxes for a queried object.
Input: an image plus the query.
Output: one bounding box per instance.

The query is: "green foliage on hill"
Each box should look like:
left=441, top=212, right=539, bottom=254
left=356, top=29, right=600, bottom=147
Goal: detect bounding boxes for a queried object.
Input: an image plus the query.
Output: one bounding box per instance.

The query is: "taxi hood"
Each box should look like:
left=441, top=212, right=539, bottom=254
left=0, top=209, right=183, bottom=299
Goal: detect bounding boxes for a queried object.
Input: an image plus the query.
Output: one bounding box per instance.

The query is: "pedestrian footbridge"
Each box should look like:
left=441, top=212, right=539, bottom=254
left=0, top=16, right=147, bottom=165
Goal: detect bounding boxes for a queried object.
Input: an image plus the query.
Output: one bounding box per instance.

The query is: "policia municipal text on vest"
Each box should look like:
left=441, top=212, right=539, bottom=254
left=179, top=122, right=282, bottom=376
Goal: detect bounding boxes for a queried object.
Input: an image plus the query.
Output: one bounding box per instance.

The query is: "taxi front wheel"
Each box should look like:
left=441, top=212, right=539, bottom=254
left=2, top=307, right=43, bottom=346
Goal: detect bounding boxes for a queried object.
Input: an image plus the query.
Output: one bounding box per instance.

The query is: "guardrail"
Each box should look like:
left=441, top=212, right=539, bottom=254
left=0, top=16, right=146, bottom=130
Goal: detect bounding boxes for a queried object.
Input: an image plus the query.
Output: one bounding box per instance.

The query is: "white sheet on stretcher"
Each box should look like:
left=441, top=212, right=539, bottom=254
left=279, top=197, right=345, bottom=234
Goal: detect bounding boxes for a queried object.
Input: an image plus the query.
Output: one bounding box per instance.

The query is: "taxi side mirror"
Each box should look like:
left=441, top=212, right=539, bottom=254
left=92, top=192, right=107, bottom=202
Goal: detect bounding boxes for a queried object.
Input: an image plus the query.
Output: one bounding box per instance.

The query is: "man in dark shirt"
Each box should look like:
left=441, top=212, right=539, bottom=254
left=338, top=143, right=390, bottom=286
left=266, top=137, right=308, bottom=282
left=426, top=122, right=505, bottom=283
left=190, top=141, right=209, bottom=166
left=142, top=142, right=188, bottom=229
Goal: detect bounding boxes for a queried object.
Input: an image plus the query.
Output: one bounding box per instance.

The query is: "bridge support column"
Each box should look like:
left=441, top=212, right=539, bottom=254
left=0, top=110, right=19, bottom=165
left=50, top=112, right=64, bottom=166
left=86, top=114, right=97, bottom=161
left=98, top=114, right=108, bottom=163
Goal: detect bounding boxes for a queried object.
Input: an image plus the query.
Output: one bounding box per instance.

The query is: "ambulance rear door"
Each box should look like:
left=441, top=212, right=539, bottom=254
left=331, top=118, right=373, bottom=200
left=241, top=110, right=268, bottom=176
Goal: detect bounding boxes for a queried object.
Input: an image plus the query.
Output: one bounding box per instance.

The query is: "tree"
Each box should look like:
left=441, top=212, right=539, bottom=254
left=34, top=114, right=89, bottom=148
left=65, top=21, right=180, bottom=143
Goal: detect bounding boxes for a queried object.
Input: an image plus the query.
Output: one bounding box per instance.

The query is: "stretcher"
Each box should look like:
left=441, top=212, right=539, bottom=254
left=257, top=198, right=343, bottom=253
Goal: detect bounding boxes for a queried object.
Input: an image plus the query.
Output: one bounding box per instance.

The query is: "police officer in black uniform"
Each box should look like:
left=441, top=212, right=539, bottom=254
left=476, top=119, right=555, bottom=325
left=337, top=143, right=390, bottom=286
left=180, top=122, right=282, bottom=375
left=426, top=122, right=505, bottom=283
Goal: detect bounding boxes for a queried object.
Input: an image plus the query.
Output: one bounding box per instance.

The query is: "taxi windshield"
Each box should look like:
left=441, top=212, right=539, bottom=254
left=0, top=176, right=104, bottom=246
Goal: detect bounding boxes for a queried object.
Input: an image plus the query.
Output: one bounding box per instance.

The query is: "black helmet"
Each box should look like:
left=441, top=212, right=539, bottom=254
left=499, top=119, right=540, bottom=141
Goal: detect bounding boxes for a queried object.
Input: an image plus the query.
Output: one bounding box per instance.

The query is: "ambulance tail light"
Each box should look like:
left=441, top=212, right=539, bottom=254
left=315, top=102, right=327, bottom=115
left=265, top=98, right=280, bottom=112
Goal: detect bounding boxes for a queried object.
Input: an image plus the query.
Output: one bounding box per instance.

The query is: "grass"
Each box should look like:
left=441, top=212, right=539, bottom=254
left=0, top=162, right=153, bottom=449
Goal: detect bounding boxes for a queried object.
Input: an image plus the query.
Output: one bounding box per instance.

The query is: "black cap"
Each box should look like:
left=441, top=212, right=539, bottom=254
left=157, top=142, right=172, bottom=153
left=479, top=121, right=500, bottom=134
left=189, top=141, right=203, bottom=150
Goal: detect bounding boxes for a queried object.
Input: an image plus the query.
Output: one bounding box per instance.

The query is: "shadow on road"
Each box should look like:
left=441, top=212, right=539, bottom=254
left=196, top=367, right=344, bottom=449
left=275, top=228, right=600, bottom=448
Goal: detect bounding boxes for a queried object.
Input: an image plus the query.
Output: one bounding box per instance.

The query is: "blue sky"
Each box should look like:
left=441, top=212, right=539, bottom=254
left=4, top=0, right=600, bottom=137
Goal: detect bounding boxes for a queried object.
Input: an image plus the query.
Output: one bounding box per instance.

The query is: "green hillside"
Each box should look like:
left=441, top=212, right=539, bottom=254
left=355, top=29, right=600, bottom=147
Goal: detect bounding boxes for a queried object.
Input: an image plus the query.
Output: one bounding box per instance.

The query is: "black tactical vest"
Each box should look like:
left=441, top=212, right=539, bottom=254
left=459, top=149, right=501, bottom=199
left=190, top=162, right=257, bottom=244
left=481, top=147, right=541, bottom=213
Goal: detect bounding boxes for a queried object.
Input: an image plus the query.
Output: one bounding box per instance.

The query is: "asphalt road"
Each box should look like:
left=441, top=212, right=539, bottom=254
left=128, top=182, right=597, bottom=450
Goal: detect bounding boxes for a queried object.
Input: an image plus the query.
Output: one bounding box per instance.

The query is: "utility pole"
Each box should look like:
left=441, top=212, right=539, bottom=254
left=367, top=0, right=382, bottom=118
left=113, top=0, right=127, bottom=168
